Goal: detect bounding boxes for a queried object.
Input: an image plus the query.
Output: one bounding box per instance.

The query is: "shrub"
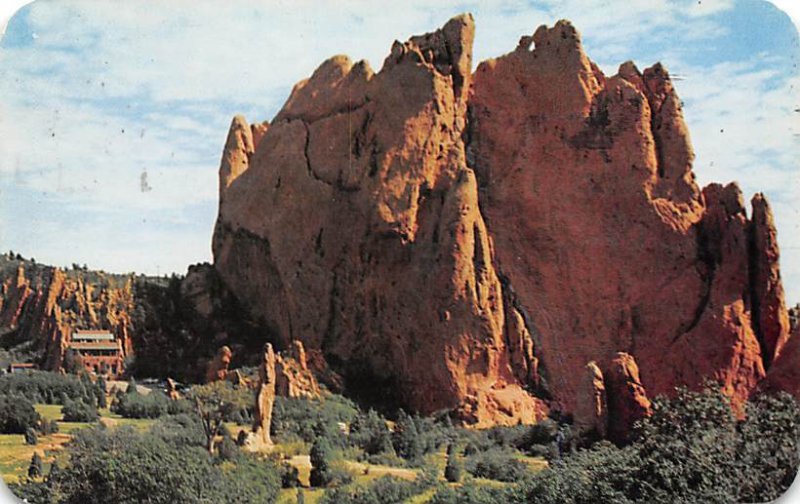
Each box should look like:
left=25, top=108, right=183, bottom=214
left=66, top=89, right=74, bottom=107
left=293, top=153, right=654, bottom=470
left=429, top=481, right=510, bottom=504
left=737, top=392, right=800, bottom=502
left=392, top=410, right=423, bottom=463
left=40, top=419, right=59, bottom=436
left=24, top=427, right=38, bottom=445
left=319, top=476, right=421, bottom=504
left=444, top=443, right=462, bottom=483
left=112, top=390, right=190, bottom=419
left=35, top=426, right=280, bottom=504
left=0, top=371, right=103, bottom=405
left=215, top=452, right=281, bottom=503
left=512, top=387, right=800, bottom=504
left=365, top=450, right=406, bottom=467
left=310, top=437, right=335, bottom=487
left=0, top=394, right=41, bottom=434
left=464, top=446, right=529, bottom=482
left=349, top=409, right=393, bottom=456
left=62, top=399, right=98, bottom=422
left=27, top=452, right=42, bottom=479
left=272, top=395, right=358, bottom=444
left=217, top=432, right=239, bottom=461
left=526, top=418, right=560, bottom=447
left=149, top=413, right=206, bottom=447
left=280, top=462, right=301, bottom=488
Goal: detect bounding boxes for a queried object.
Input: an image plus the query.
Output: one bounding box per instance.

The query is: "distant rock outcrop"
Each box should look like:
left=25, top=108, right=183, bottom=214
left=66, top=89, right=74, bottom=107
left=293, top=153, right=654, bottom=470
left=0, top=257, right=134, bottom=372
left=604, top=353, right=651, bottom=444
left=209, top=15, right=797, bottom=426
left=573, top=361, right=607, bottom=437
left=244, top=342, right=277, bottom=451
left=276, top=340, right=321, bottom=399
left=205, top=345, right=232, bottom=383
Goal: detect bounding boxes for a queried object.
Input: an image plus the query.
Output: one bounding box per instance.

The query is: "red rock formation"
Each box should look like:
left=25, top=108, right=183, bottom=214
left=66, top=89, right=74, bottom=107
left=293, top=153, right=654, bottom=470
left=604, top=353, right=651, bottom=444
left=166, top=377, right=182, bottom=400
left=0, top=259, right=134, bottom=373
left=205, top=345, right=232, bottom=383
left=211, top=16, right=794, bottom=425
left=213, top=14, right=547, bottom=426
left=762, top=323, right=800, bottom=399
left=245, top=342, right=277, bottom=451
left=749, top=194, right=790, bottom=366
left=276, top=340, right=321, bottom=399
left=470, top=20, right=780, bottom=415
left=573, top=361, right=607, bottom=436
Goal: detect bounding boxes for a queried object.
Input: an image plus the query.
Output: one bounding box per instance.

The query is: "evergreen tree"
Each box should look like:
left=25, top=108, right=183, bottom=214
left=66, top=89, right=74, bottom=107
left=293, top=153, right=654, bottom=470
left=309, top=437, right=333, bottom=487
left=47, top=460, right=60, bottom=483
left=24, top=427, right=38, bottom=445
left=96, top=376, right=108, bottom=409
left=126, top=377, right=138, bottom=395
left=444, top=443, right=462, bottom=483
left=28, top=452, right=42, bottom=478
left=393, top=410, right=423, bottom=462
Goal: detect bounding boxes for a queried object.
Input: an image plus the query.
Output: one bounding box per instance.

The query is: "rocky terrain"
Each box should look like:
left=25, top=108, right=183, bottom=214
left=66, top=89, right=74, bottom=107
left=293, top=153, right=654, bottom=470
left=211, top=15, right=797, bottom=427
left=0, top=256, right=274, bottom=383
left=0, top=255, right=134, bottom=371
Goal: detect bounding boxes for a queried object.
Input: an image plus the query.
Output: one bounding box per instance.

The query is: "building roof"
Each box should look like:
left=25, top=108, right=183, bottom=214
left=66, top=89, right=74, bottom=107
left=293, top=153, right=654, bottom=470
left=9, top=363, right=35, bottom=368
left=69, top=341, right=121, bottom=351
left=72, top=330, right=115, bottom=341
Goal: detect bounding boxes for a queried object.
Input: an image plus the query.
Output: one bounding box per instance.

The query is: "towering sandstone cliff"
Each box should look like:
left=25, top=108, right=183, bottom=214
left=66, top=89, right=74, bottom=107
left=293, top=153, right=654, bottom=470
left=212, top=15, right=794, bottom=426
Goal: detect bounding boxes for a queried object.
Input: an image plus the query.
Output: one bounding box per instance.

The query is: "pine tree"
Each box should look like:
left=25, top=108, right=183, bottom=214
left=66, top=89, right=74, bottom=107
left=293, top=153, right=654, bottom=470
left=444, top=443, right=462, bottom=483
left=28, top=452, right=43, bottom=478
left=126, top=377, right=138, bottom=395
left=96, top=376, right=108, bottom=408
left=24, top=427, right=38, bottom=445
left=309, top=438, right=333, bottom=487
left=394, top=410, right=423, bottom=462
left=47, top=460, right=60, bottom=483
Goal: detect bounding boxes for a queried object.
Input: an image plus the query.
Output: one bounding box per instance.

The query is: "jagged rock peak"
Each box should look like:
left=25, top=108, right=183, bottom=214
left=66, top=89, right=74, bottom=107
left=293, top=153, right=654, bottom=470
left=210, top=15, right=797, bottom=428
left=749, top=192, right=790, bottom=366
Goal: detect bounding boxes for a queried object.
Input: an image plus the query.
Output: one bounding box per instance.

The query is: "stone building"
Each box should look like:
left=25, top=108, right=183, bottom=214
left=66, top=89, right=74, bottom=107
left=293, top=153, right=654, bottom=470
left=68, top=330, right=124, bottom=377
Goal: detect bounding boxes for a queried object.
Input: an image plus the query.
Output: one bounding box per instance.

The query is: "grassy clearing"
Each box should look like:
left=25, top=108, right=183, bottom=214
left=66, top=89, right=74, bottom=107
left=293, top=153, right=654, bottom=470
left=343, top=460, right=418, bottom=482
left=97, top=408, right=156, bottom=431
left=0, top=432, right=72, bottom=484
left=0, top=404, right=155, bottom=485
left=277, top=487, right=324, bottom=503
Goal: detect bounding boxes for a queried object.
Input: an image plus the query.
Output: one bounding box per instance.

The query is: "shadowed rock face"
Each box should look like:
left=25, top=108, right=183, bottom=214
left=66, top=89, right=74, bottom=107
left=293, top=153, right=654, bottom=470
left=211, top=15, right=795, bottom=426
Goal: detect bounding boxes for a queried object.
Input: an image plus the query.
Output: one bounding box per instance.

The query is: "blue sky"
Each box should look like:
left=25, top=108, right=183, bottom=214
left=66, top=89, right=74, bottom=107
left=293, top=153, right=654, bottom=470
left=0, top=0, right=798, bottom=303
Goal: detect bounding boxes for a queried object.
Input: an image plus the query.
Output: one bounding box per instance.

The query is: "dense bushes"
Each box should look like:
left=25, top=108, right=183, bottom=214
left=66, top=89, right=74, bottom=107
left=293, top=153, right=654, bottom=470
left=11, top=425, right=281, bottom=504
left=272, top=395, right=358, bottom=444
left=319, top=476, right=423, bottom=504
left=0, top=395, right=41, bottom=434
left=61, top=399, right=98, bottom=423
left=444, top=443, right=462, bottom=483
left=310, top=437, right=335, bottom=487
left=429, top=481, right=510, bottom=504
left=149, top=413, right=206, bottom=447
left=0, top=371, right=103, bottom=405
left=464, top=446, right=530, bottom=482
left=510, top=388, right=800, bottom=504
left=8, top=380, right=799, bottom=503
left=111, top=389, right=190, bottom=419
